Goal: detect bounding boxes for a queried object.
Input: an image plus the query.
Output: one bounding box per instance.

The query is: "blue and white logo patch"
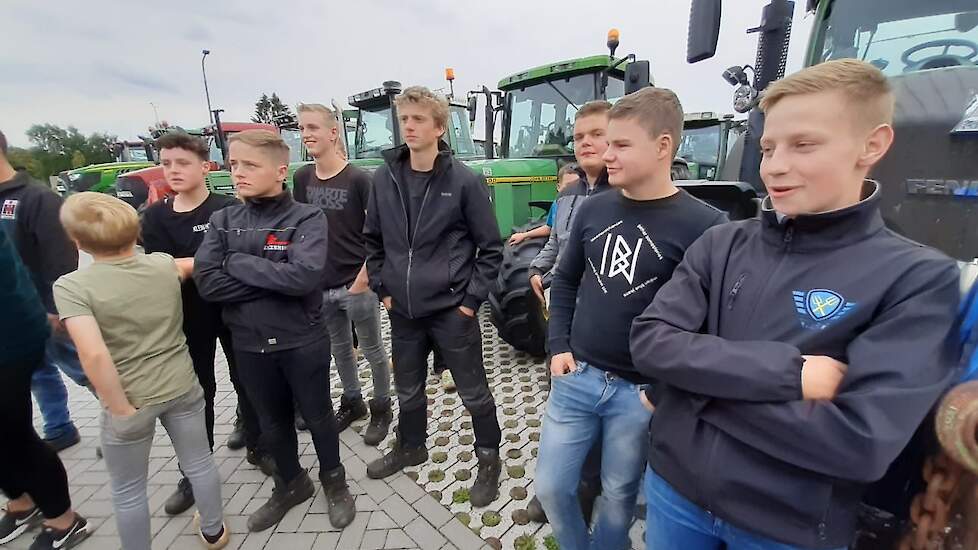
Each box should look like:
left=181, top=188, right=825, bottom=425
left=793, top=289, right=856, bottom=329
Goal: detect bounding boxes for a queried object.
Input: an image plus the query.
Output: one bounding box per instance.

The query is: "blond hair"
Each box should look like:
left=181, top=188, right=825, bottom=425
left=760, top=59, right=894, bottom=129
left=228, top=129, right=290, bottom=165
left=608, top=87, right=684, bottom=156
left=575, top=100, right=612, bottom=121
left=394, top=86, right=449, bottom=130
left=297, top=103, right=337, bottom=128
left=60, top=192, right=140, bottom=255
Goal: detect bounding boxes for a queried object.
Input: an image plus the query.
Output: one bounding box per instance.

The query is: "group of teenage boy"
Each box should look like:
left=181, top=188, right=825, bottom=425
left=0, top=57, right=965, bottom=550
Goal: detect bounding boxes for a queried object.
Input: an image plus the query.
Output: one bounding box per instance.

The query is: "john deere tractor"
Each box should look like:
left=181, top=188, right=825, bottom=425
left=687, top=0, right=978, bottom=547
left=58, top=139, right=156, bottom=196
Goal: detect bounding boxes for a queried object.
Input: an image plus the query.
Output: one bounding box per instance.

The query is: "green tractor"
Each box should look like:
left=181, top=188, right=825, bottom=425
left=678, top=112, right=747, bottom=181
left=687, top=0, right=978, bottom=547
left=58, top=139, right=156, bottom=196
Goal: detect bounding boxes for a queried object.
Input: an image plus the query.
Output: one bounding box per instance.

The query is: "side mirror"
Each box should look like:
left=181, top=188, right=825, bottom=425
left=687, top=0, right=722, bottom=63
left=624, top=61, right=651, bottom=95
left=467, top=96, right=478, bottom=123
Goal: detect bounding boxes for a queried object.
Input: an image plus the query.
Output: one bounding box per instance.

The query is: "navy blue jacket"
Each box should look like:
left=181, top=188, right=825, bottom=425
left=631, top=182, right=960, bottom=548
left=0, top=223, right=49, bottom=364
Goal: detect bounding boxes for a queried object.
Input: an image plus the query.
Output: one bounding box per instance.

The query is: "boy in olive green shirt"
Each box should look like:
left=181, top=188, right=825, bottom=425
left=53, top=192, right=229, bottom=550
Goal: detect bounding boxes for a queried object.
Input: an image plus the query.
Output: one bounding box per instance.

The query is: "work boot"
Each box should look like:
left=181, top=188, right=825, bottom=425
left=526, top=495, right=547, bottom=523
left=469, top=447, right=502, bottom=507
left=366, top=441, right=428, bottom=479
left=163, top=477, right=195, bottom=515
left=226, top=415, right=246, bottom=450
left=363, top=399, right=393, bottom=446
left=246, top=471, right=315, bottom=532
left=334, top=396, right=368, bottom=432
left=320, top=465, right=356, bottom=528
left=246, top=448, right=276, bottom=477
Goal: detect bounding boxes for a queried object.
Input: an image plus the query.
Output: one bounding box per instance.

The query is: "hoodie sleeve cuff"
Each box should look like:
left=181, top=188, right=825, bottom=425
left=462, top=294, right=481, bottom=311
left=549, top=338, right=572, bottom=356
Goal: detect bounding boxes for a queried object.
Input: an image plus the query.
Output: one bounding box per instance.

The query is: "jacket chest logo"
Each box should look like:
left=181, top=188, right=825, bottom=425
left=1, top=199, right=18, bottom=220
left=264, top=234, right=290, bottom=251
left=792, top=289, right=857, bottom=329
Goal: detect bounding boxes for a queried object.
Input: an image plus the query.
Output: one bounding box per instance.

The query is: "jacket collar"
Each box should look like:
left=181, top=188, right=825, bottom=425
left=574, top=167, right=609, bottom=195
left=0, top=171, right=31, bottom=192
left=244, top=189, right=293, bottom=211
left=381, top=140, right=454, bottom=175
left=760, top=180, right=886, bottom=252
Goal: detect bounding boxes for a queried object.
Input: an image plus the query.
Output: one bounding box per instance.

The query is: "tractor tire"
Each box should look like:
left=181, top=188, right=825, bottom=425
left=489, top=224, right=549, bottom=358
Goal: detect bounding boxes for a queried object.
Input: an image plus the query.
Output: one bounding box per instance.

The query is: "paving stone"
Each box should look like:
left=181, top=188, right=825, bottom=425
left=75, top=535, right=120, bottom=550
left=274, top=495, right=313, bottom=532
left=440, top=517, right=491, bottom=549
left=367, top=510, right=397, bottom=530
left=359, top=477, right=394, bottom=503
left=381, top=493, right=418, bottom=528
left=403, top=516, right=446, bottom=549
left=360, top=529, right=388, bottom=550
left=335, top=508, right=370, bottom=550
left=153, top=516, right=191, bottom=549
left=388, top=473, right=426, bottom=504
left=225, top=482, right=261, bottom=515
left=237, top=529, right=273, bottom=550
left=313, top=532, right=341, bottom=549
left=413, top=494, right=453, bottom=527
left=297, top=513, right=337, bottom=533
left=267, top=532, right=317, bottom=549
left=384, top=529, right=416, bottom=549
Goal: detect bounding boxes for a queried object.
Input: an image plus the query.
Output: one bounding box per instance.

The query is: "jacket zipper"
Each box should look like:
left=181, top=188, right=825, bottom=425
left=726, top=273, right=748, bottom=310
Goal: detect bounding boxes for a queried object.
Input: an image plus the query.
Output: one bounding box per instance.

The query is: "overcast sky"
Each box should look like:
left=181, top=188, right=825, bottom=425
left=2, top=0, right=814, bottom=148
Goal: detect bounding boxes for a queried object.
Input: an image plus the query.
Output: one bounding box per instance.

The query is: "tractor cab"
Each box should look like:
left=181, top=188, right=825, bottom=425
left=678, top=112, right=746, bottom=181
left=347, top=81, right=479, bottom=161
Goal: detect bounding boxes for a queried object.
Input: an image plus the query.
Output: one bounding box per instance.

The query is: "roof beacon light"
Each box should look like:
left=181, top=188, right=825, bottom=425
left=607, top=28, right=620, bottom=58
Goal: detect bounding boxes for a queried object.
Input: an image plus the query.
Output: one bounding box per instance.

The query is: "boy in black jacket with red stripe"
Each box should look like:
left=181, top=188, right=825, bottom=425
left=632, top=60, right=960, bottom=550
left=194, top=130, right=355, bottom=532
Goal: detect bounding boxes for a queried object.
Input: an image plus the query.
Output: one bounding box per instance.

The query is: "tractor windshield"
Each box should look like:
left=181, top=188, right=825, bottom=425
left=355, top=107, right=396, bottom=159
left=815, top=0, right=978, bottom=76
left=506, top=73, right=624, bottom=158
left=447, top=105, right=478, bottom=158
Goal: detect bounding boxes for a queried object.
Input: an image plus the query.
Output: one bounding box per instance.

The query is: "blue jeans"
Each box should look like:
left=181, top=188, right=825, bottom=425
left=31, top=332, right=90, bottom=439
left=645, top=467, right=846, bottom=550
left=536, top=361, right=651, bottom=550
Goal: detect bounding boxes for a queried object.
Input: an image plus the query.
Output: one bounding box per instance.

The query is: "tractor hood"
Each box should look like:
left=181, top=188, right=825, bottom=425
left=872, top=65, right=978, bottom=261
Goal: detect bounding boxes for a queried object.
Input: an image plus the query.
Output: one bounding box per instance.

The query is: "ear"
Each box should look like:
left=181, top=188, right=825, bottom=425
left=277, top=163, right=289, bottom=182
left=857, top=124, right=894, bottom=168
left=658, top=133, right=674, bottom=161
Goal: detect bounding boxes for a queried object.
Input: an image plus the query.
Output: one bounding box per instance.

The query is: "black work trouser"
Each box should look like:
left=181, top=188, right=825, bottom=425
left=184, top=317, right=260, bottom=451
left=0, top=349, right=72, bottom=518
left=390, top=307, right=501, bottom=450
left=235, top=337, right=341, bottom=483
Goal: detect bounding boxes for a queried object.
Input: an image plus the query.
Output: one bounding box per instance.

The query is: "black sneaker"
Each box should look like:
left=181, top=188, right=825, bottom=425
left=363, top=398, right=393, bottom=446
left=366, top=442, right=428, bottom=479
left=28, top=514, right=90, bottom=550
left=526, top=495, right=548, bottom=524
left=335, top=396, right=368, bottom=432
left=247, top=471, right=315, bottom=532
left=44, top=428, right=80, bottom=453
left=226, top=415, right=246, bottom=451
left=0, top=506, right=42, bottom=543
left=164, top=477, right=195, bottom=515
left=320, top=465, right=355, bottom=528
left=193, top=511, right=229, bottom=549
left=246, top=449, right=277, bottom=477
left=469, top=447, right=502, bottom=507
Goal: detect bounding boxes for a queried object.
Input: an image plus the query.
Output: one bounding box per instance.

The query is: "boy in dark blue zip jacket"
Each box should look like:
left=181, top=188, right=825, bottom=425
left=631, top=59, right=960, bottom=550
left=193, top=130, right=356, bottom=532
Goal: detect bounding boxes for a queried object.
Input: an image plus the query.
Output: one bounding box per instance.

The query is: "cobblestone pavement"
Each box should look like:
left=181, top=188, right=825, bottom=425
left=5, top=307, right=645, bottom=549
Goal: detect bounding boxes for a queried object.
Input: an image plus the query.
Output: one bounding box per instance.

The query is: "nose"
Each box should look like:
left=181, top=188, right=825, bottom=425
left=761, top=146, right=789, bottom=178
left=601, top=146, right=615, bottom=164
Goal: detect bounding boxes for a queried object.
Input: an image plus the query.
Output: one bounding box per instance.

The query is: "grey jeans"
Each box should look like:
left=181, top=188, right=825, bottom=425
left=323, top=286, right=391, bottom=404
left=100, top=384, right=223, bottom=550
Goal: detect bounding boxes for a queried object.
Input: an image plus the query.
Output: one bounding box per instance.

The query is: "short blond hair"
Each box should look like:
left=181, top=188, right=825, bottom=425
left=228, top=129, right=290, bottom=165
left=394, top=86, right=449, bottom=130
left=297, top=103, right=337, bottom=128
left=575, top=100, right=612, bottom=121
left=608, top=87, right=684, bottom=157
left=60, top=192, right=139, bottom=255
left=760, top=59, right=894, bottom=129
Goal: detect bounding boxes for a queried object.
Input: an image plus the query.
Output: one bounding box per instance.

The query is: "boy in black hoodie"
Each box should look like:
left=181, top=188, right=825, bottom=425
left=194, top=130, right=355, bottom=532
left=632, top=59, right=960, bottom=550
left=535, top=88, right=726, bottom=550
left=363, top=86, right=504, bottom=506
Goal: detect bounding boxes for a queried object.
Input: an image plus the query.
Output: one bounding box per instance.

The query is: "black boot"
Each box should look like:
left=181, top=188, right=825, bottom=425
left=247, top=471, right=315, bottom=532
left=526, top=495, right=547, bottom=523
left=363, top=399, right=393, bottom=446
left=246, top=448, right=277, bottom=477
left=366, top=441, right=428, bottom=479
left=320, top=465, right=356, bottom=528
left=469, top=447, right=502, bottom=507
left=226, top=414, right=246, bottom=450
left=335, top=396, right=368, bottom=432
left=164, top=477, right=195, bottom=515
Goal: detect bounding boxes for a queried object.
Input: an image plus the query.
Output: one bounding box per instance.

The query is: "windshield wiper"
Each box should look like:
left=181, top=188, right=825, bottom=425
left=546, top=81, right=580, bottom=111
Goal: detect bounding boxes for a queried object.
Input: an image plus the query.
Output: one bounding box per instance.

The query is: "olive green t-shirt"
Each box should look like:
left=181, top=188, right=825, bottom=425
left=53, top=252, right=196, bottom=408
